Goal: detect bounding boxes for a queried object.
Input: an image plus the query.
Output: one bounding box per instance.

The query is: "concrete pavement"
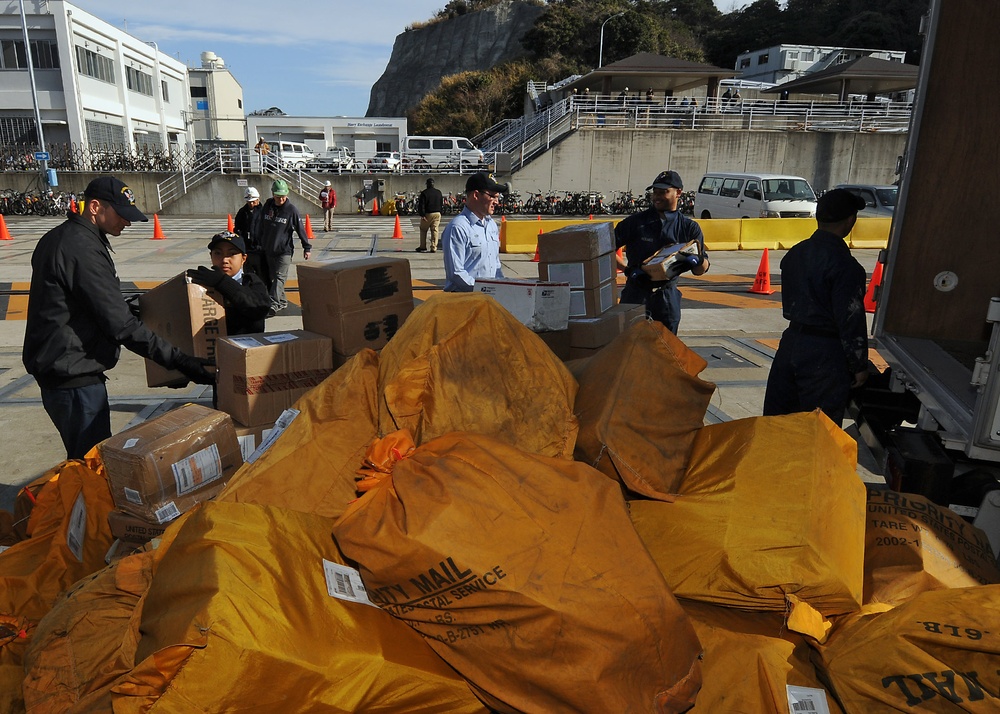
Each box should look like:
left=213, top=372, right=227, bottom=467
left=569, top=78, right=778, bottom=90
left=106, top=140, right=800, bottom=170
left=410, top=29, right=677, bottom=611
left=0, top=212, right=884, bottom=511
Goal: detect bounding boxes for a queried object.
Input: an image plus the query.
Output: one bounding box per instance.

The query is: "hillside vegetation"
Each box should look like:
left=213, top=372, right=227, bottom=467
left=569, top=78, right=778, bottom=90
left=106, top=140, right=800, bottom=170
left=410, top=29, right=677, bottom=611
left=409, top=0, right=928, bottom=137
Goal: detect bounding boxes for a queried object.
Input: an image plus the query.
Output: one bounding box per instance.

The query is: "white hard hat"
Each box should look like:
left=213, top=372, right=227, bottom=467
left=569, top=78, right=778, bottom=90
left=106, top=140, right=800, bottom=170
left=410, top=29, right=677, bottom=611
left=244, top=186, right=260, bottom=201
left=324, top=180, right=332, bottom=186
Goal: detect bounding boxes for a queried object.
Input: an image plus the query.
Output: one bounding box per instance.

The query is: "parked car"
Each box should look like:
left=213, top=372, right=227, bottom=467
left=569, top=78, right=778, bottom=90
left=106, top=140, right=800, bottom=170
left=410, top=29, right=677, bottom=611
left=367, top=151, right=402, bottom=172
left=272, top=141, right=315, bottom=170
left=307, top=148, right=356, bottom=172
left=834, top=183, right=898, bottom=217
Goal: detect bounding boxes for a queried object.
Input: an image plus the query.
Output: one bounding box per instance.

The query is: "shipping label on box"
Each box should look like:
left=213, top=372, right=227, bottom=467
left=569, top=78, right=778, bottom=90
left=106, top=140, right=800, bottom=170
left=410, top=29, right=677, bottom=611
left=537, top=222, right=616, bottom=262
left=538, top=252, right=615, bottom=289
left=139, top=273, right=226, bottom=388
left=217, top=330, right=334, bottom=427
left=474, top=278, right=571, bottom=332
left=98, top=404, right=242, bottom=523
left=297, top=257, right=413, bottom=353
left=568, top=282, right=617, bottom=318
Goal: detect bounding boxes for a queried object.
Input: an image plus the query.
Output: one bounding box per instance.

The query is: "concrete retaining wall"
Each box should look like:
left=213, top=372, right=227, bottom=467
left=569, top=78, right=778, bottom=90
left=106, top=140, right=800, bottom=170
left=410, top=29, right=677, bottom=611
left=512, top=128, right=905, bottom=196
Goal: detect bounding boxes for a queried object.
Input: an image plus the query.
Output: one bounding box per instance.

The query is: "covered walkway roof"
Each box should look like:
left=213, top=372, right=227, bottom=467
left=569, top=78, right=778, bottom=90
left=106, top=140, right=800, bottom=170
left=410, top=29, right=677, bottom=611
left=559, top=52, right=737, bottom=97
left=762, top=56, right=919, bottom=100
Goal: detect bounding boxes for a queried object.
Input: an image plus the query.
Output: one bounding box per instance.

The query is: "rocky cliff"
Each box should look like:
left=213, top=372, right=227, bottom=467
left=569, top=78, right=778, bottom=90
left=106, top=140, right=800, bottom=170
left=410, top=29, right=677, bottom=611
left=366, top=0, right=545, bottom=118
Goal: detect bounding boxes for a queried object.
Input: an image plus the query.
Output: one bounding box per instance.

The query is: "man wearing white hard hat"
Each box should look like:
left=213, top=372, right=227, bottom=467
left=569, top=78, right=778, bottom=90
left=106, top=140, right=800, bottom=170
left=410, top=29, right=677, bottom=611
left=234, top=185, right=266, bottom=283
left=319, top=180, right=337, bottom=232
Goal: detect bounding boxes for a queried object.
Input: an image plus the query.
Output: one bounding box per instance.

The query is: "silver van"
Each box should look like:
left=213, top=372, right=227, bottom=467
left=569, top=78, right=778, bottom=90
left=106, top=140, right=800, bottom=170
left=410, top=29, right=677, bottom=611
left=834, top=184, right=898, bottom=217
left=401, top=135, right=485, bottom=171
left=694, top=172, right=817, bottom=219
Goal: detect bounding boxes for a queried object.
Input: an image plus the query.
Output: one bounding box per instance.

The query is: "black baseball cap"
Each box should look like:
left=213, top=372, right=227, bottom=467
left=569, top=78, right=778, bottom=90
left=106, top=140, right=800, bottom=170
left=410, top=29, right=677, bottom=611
left=207, top=231, right=247, bottom=254
left=816, top=188, right=866, bottom=223
left=84, top=176, right=148, bottom=222
left=465, top=172, right=507, bottom=194
left=648, top=170, right=683, bottom=190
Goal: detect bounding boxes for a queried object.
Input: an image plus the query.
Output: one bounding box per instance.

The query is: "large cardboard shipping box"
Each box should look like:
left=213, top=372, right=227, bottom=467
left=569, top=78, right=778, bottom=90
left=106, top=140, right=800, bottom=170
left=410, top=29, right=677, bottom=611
left=107, top=509, right=169, bottom=544
left=474, top=278, right=571, bottom=332
left=538, top=252, right=616, bottom=289
left=99, top=404, right=242, bottom=524
left=139, top=273, right=226, bottom=388
left=569, top=302, right=646, bottom=348
left=297, top=257, right=414, bottom=356
left=537, top=222, right=616, bottom=262
left=569, top=281, right=617, bottom=318
left=217, top=330, right=334, bottom=427
left=536, top=329, right=571, bottom=361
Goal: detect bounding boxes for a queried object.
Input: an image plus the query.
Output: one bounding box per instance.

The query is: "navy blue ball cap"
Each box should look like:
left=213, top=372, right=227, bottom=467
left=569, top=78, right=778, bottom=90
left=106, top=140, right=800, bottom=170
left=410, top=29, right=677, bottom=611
left=207, top=231, right=246, bottom=254
left=648, top=170, right=683, bottom=190
left=85, top=176, right=148, bottom=222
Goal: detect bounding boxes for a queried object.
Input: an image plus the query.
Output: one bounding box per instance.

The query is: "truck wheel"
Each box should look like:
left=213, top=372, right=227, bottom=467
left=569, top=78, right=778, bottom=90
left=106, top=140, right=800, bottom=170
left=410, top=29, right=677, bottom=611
left=700, top=211, right=712, bottom=219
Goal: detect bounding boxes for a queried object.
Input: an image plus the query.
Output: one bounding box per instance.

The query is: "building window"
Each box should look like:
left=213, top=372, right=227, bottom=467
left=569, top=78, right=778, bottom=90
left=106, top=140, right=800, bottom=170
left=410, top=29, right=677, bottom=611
left=237, top=98, right=242, bottom=109
left=739, top=57, right=751, bottom=69
left=161, top=79, right=169, bottom=102
left=376, top=142, right=391, bottom=152
left=758, top=53, right=769, bottom=65
left=126, top=66, right=154, bottom=96
left=0, top=40, right=59, bottom=69
left=134, top=131, right=163, bottom=151
left=76, top=45, right=115, bottom=84
left=190, top=86, right=208, bottom=98
left=0, top=116, right=37, bottom=143
left=85, top=119, right=126, bottom=146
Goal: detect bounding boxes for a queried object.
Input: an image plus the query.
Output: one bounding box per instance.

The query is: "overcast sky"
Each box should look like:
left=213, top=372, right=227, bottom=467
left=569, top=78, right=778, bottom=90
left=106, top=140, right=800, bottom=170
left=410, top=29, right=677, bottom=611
left=66, top=0, right=741, bottom=117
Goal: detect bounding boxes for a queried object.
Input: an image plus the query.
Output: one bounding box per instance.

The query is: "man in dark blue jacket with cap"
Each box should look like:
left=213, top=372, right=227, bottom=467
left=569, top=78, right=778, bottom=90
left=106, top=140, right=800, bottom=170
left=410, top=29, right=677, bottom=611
left=763, top=188, right=871, bottom=425
left=614, top=170, right=709, bottom=333
left=22, top=176, right=213, bottom=459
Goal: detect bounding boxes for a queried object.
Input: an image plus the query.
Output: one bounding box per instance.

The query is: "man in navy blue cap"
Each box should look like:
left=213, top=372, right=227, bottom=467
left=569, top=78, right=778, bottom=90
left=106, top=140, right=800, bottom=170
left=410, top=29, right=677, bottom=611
left=187, top=231, right=271, bottom=335
left=763, top=188, right=871, bottom=425
left=22, top=176, right=213, bottom=459
left=614, top=170, right=709, bottom=333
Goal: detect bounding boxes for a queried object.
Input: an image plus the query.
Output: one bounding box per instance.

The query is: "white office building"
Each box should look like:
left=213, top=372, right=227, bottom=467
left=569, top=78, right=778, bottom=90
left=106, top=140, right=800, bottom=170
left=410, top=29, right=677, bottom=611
left=735, top=45, right=908, bottom=86
left=246, top=114, right=407, bottom=159
left=0, top=0, right=192, bottom=151
left=188, top=51, right=245, bottom=144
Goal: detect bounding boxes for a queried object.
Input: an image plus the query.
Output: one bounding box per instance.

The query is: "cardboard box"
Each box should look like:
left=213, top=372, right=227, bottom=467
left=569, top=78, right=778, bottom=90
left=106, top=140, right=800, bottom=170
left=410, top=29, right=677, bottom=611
left=568, top=302, right=647, bottom=349
left=217, top=330, right=333, bottom=427
left=297, top=257, right=414, bottom=354
left=569, top=345, right=603, bottom=361
left=537, top=222, right=616, bottom=262
left=234, top=422, right=274, bottom=463
left=108, top=509, right=169, bottom=543
left=569, top=282, right=617, bottom=318
left=139, top=273, right=226, bottom=387
left=538, top=252, right=616, bottom=289
left=99, top=404, right=242, bottom=524
left=536, top=329, right=571, bottom=361
left=474, top=278, right=571, bottom=332
left=642, top=240, right=701, bottom=281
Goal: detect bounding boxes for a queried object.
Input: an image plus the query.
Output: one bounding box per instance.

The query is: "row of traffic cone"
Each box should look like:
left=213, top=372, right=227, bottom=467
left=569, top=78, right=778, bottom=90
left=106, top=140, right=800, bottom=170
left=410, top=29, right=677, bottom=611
left=747, top=248, right=884, bottom=313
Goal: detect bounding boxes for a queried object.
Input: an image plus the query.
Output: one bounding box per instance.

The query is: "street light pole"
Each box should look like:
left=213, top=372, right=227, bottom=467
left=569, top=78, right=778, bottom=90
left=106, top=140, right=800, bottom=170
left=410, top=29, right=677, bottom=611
left=599, top=11, right=626, bottom=68
left=18, top=0, right=47, bottom=181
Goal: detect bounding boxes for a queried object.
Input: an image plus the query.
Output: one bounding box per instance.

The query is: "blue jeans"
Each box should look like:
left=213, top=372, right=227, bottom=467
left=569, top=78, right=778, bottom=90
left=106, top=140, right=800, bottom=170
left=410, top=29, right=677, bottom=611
left=40, top=382, right=112, bottom=459
left=265, top=253, right=293, bottom=311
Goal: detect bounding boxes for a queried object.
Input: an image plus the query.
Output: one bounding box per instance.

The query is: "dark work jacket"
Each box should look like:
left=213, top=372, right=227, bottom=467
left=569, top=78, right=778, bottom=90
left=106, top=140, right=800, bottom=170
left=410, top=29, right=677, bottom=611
left=23, top=214, right=184, bottom=388
left=614, top=207, right=706, bottom=298
left=779, top=229, right=868, bottom=373
left=215, top=270, right=271, bottom=335
left=234, top=202, right=263, bottom=253
left=418, top=187, right=443, bottom=215
left=259, top=198, right=311, bottom=257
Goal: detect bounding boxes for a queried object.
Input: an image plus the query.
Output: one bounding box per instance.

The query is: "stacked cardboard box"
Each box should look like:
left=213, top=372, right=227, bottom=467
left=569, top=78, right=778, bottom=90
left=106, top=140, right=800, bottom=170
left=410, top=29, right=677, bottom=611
left=98, top=404, right=243, bottom=526
left=297, top=256, right=414, bottom=366
left=216, top=331, right=334, bottom=427
left=567, top=302, right=647, bottom=360
left=473, top=278, right=571, bottom=333
left=537, top=222, right=619, bottom=320
left=139, top=273, right=227, bottom=388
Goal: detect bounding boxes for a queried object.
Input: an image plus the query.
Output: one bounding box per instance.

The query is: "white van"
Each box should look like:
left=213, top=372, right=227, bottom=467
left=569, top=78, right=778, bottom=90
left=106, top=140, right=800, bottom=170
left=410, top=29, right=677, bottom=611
left=273, top=141, right=315, bottom=170
left=694, top=172, right=817, bottom=219
left=401, top=136, right=485, bottom=171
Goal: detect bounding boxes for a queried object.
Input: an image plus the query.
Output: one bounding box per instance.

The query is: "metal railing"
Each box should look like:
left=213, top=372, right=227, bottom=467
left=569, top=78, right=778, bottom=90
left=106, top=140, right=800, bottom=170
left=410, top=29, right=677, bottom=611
left=475, top=95, right=914, bottom=170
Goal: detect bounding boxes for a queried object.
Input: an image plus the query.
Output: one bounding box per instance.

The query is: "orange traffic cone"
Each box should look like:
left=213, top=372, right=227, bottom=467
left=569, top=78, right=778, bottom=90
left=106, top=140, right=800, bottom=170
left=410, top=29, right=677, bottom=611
left=864, top=260, right=884, bottom=313
left=748, top=248, right=775, bottom=294
left=392, top=214, right=404, bottom=239
left=371, top=198, right=380, bottom=216
left=532, top=226, right=542, bottom=262
left=500, top=214, right=506, bottom=223
left=0, top=214, right=12, bottom=241
left=536, top=214, right=541, bottom=221
left=152, top=214, right=165, bottom=240
left=227, top=214, right=234, bottom=232
left=304, top=214, right=316, bottom=240
left=589, top=214, right=593, bottom=220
